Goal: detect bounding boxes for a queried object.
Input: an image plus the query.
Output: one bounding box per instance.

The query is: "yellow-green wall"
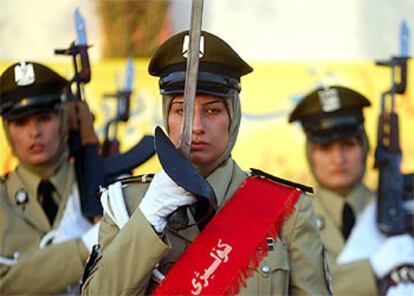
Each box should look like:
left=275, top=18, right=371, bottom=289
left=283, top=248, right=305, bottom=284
left=1, top=59, right=413, bottom=191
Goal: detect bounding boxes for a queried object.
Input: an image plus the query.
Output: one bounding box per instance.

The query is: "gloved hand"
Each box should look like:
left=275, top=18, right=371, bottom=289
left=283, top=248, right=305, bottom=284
left=39, top=186, right=99, bottom=250
left=387, top=283, right=414, bottom=296
left=64, top=101, right=99, bottom=145
left=369, top=234, right=414, bottom=278
left=139, top=170, right=196, bottom=233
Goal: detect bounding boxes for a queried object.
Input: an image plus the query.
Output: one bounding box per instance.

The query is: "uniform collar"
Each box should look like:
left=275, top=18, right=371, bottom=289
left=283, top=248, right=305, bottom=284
left=206, top=159, right=234, bottom=208
left=206, top=158, right=247, bottom=209
left=316, top=183, right=373, bottom=227
left=16, top=160, right=71, bottom=201
left=48, top=160, right=72, bottom=198
left=15, top=165, right=42, bottom=200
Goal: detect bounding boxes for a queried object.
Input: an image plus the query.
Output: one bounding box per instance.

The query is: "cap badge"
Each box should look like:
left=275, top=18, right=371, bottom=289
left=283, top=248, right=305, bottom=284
left=14, top=61, right=35, bottom=86
left=182, top=35, right=205, bottom=59
left=15, top=188, right=29, bottom=205
left=318, top=88, right=341, bottom=112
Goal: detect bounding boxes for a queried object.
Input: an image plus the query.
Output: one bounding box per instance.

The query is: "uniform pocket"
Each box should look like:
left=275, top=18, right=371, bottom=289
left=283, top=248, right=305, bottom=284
left=258, top=237, right=290, bottom=295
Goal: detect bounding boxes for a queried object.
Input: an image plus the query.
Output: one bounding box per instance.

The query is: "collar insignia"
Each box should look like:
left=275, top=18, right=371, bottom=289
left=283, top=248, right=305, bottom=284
left=316, top=215, right=326, bottom=230
left=14, top=61, right=35, bottom=86
left=15, top=188, right=29, bottom=205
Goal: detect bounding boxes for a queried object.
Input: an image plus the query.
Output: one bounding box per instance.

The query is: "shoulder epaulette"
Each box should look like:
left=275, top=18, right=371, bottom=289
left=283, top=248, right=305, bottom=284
left=98, top=174, right=154, bottom=197
left=250, top=168, right=314, bottom=194
left=116, top=173, right=154, bottom=185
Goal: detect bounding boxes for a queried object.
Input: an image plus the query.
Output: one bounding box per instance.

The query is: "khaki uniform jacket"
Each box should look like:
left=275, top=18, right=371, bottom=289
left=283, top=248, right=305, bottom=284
left=0, top=162, right=90, bottom=295
left=312, top=184, right=377, bottom=296
left=82, top=159, right=331, bottom=295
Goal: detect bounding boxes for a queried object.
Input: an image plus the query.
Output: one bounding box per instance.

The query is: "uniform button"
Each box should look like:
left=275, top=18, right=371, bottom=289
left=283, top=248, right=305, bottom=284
left=15, top=189, right=29, bottom=205
left=261, top=265, right=271, bottom=275
left=316, top=215, right=325, bottom=230
left=13, top=251, right=21, bottom=259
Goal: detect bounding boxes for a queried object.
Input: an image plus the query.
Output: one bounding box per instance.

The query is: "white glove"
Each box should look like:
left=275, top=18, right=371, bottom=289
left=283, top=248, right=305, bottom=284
left=100, top=181, right=130, bottom=229
left=39, top=185, right=93, bottom=248
left=387, top=283, right=414, bottom=296
left=369, top=234, right=414, bottom=278
left=81, top=221, right=101, bottom=253
left=139, top=170, right=196, bottom=233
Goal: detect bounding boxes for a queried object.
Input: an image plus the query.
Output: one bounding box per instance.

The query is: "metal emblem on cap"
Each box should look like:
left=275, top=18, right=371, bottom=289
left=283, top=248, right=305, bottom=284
left=14, top=61, right=35, bottom=86
left=318, top=88, right=341, bottom=112
left=15, top=189, right=29, bottom=205
left=182, top=35, right=205, bottom=59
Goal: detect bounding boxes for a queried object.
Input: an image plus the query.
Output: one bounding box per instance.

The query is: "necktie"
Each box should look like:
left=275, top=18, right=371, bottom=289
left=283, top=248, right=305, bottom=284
left=38, top=180, right=58, bottom=225
left=342, top=202, right=355, bottom=240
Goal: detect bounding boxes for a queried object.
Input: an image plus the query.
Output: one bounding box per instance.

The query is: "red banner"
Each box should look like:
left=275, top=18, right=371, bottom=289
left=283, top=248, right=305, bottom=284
left=153, top=176, right=301, bottom=296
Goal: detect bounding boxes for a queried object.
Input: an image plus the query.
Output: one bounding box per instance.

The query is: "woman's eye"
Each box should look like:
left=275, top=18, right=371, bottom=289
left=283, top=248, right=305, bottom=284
left=206, top=106, right=223, bottom=114
left=208, top=109, right=218, bottom=114
left=316, top=143, right=332, bottom=151
left=12, top=119, right=26, bottom=126
left=39, top=113, right=53, bottom=122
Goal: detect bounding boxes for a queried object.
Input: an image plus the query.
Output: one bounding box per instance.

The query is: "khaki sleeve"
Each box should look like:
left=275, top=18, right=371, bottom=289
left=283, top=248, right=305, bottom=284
left=0, top=239, right=89, bottom=295
left=281, top=194, right=332, bottom=295
left=82, top=208, right=170, bottom=295
left=332, top=259, right=378, bottom=296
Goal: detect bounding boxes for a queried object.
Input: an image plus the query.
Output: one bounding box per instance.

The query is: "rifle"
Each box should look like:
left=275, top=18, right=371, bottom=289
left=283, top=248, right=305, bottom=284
left=55, top=9, right=156, bottom=220
left=374, top=20, right=413, bottom=237
left=55, top=8, right=102, bottom=219
left=101, top=58, right=134, bottom=157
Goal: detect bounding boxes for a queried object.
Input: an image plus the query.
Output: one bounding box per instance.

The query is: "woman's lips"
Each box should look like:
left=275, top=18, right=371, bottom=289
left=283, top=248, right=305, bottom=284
left=330, top=169, right=348, bottom=175
left=191, top=141, right=207, bottom=151
left=30, top=143, right=45, bottom=153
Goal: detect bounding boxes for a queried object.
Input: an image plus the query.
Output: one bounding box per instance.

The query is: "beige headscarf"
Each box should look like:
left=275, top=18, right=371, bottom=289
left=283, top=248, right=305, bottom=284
left=2, top=106, right=69, bottom=179
left=162, top=92, right=241, bottom=177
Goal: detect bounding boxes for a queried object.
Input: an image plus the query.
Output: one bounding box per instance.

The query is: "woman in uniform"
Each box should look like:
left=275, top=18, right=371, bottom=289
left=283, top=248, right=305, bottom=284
left=288, top=85, right=414, bottom=295
left=0, top=62, right=99, bottom=295
left=82, top=31, right=331, bottom=295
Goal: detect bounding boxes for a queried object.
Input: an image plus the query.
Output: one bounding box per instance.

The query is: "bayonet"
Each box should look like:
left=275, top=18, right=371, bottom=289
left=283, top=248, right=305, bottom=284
left=75, top=9, right=87, bottom=46
left=74, top=8, right=91, bottom=84
left=102, top=58, right=135, bottom=156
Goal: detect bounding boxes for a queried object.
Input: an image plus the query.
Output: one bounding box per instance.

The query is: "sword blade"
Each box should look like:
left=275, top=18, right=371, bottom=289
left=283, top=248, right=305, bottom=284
left=180, top=0, right=204, bottom=157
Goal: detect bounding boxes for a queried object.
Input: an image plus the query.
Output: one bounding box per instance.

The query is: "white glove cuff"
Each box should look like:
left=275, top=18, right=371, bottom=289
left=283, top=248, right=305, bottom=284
left=81, top=222, right=100, bottom=253
left=139, top=205, right=167, bottom=233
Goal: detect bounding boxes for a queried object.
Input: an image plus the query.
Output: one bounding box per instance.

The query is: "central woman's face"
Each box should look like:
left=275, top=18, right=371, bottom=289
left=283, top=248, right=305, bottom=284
left=168, top=94, right=230, bottom=166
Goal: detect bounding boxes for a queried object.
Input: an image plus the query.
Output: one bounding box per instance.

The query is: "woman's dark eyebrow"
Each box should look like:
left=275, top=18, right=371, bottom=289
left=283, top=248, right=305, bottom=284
left=203, top=99, right=225, bottom=106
